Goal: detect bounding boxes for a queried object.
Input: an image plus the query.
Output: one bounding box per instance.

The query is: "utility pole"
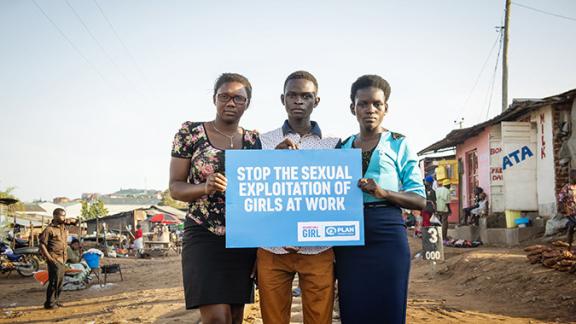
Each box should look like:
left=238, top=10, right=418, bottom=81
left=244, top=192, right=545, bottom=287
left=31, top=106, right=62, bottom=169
left=502, top=0, right=511, bottom=112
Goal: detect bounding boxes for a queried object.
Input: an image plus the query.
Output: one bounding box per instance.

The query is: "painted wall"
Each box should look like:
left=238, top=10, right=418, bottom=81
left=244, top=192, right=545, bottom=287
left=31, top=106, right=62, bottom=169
left=529, top=105, right=556, bottom=216
left=456, top=127, right=491, bottom=209
left=489, top=126, right=505, bottom=212
left=500, top=122, right=538, bottom=211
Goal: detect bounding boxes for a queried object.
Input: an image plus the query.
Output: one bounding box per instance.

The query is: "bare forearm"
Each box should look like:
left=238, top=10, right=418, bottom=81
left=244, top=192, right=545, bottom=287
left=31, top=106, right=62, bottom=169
left=382, top=191, right=426, bottom=210
left=169, top=181, right=207, bottom=203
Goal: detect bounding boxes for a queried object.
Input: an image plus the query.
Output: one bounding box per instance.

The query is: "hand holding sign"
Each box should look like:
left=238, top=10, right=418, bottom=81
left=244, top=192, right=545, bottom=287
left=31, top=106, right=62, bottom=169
left=358, top=178, right=389, bottom=200
left=275, top=138, right=299, bottom=150
left=205, top=173, right=227, bottom=195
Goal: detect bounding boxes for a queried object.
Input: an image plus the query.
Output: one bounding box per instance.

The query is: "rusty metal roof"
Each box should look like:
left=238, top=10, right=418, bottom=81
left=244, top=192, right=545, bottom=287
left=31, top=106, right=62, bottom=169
left=418, top=88, right=576, bottom=155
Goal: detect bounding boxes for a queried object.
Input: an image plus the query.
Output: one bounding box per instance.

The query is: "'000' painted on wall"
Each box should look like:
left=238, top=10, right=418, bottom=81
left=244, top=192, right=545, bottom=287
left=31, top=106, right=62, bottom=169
left=502, top=146, right=534, bottom=170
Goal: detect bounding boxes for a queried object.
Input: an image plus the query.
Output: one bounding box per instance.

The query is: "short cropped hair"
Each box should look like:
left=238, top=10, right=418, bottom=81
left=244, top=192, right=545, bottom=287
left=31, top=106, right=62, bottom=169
left=283, top=70, right=318, bottom=93
left=350, top=74, right=391, bottom=103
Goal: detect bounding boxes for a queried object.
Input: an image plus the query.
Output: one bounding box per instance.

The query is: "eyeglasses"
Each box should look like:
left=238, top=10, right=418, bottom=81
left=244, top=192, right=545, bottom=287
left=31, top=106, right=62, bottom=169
left=216, top=93, right=248, bottom=105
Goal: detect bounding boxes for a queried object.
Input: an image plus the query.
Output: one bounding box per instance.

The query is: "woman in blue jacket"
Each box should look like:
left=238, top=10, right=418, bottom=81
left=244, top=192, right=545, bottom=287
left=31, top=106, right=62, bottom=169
left=336, top=75, right=426, bottom=324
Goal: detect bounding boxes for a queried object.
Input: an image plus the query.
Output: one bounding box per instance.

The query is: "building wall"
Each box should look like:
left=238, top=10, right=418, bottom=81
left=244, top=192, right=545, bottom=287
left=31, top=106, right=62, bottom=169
left=489, top=126, right=505, bottom=212
left=553, top=101, right=574, bottom=207
left=456, top=127, right=491, bottom=209
left=528, top=105, right=556, bottom=216
left=500, top=121, right=538, bottom=211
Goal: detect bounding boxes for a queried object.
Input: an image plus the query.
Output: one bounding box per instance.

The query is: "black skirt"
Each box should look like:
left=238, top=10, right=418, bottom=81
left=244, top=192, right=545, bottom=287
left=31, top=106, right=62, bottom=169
left=181, top=219, right=256, bottom=309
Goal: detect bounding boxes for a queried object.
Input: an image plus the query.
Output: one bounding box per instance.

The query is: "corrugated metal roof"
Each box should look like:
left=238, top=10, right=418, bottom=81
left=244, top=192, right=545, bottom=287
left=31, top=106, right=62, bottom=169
left=418, top=88, right=576, bottom=155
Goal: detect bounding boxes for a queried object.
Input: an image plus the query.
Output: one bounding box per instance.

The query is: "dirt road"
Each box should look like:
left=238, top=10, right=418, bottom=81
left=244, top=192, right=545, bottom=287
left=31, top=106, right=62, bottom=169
left=1, top=237, right=575, bottom=323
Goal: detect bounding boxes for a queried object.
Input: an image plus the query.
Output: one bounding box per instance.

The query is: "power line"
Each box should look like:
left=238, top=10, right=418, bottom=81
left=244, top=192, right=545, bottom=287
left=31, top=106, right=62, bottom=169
left=92, top=0, right=149, bottom=82
left=483, top=28, right=504, bottom=120
left=32, top=0, right=115, bottom=89
left=460, top=28, right=502, bottom=114
left=512, top=1, right=576, bottom=22
left=64, top=0, right=138, bottom=90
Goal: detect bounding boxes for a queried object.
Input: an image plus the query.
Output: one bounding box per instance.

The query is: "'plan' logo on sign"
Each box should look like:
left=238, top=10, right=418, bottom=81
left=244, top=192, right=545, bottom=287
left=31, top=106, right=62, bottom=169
left=297, top=221, right=360, bottom=242
left=325, top=225, right=356, bottom=237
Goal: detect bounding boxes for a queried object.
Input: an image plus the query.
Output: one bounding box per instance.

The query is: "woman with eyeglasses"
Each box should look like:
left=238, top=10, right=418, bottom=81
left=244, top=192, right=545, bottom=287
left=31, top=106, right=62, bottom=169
left=170, top=73, right=261, bottom=324
left=335, top=75, right=426, bottom=324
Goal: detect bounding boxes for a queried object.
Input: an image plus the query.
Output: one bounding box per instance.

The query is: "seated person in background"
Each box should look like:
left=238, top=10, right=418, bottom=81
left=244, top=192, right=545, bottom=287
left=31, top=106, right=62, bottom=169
left=463, top=186, right=484, bottom=224
left=64, top=238, right=90, bottom=290
left=469, top=192, right=488, bottom=225
left=66, top=238, right=82, bottom=263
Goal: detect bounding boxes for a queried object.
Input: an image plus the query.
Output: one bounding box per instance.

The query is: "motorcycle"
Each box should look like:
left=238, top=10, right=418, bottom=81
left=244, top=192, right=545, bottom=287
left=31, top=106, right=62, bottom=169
left=0, top=241, right=39, bottom=277
left=6, top=234, right=45, bottom=264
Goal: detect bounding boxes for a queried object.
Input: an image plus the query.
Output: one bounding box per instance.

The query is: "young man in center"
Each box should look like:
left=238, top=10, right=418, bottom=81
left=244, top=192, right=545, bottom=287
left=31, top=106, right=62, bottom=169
left=258, top=71, right=340, bottom=324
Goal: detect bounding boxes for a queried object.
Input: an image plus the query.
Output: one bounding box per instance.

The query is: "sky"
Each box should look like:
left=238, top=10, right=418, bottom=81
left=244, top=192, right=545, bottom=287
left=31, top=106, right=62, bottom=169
left=1, top=0, right=575, bottom=202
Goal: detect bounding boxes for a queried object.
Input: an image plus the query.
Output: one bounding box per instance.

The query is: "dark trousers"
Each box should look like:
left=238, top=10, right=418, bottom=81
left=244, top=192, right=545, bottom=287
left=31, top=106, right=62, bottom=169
left=462, top=205, right=478, bottom=224
left=45, top=261, right=65, bottom=307
left=437, top=212, right=449, bottom=240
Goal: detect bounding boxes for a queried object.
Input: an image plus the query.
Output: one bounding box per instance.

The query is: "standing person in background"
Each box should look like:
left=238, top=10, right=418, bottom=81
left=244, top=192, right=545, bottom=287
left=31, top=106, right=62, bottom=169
left=422, top=176, right=436, bottom=229
left=170, top=73, right=261, bottom=324
left=335, top=75, right=426, bottom=324
left=557, top=169, right=576, bottom=249
left=133, top=224, right=144, bottom=256
left=435, top=179, right=452, bottom=240
left=39, top=208, right=78, bottom=309
left=258, top=71, right=340, bottom=324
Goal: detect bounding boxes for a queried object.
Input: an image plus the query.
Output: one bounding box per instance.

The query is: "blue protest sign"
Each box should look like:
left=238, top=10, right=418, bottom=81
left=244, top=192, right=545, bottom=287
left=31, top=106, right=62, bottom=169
left=225, top=149, right=364, bottom=248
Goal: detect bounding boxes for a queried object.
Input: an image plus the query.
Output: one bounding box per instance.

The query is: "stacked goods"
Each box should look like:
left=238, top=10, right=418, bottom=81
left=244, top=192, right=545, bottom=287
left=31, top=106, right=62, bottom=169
left=524, top=241, right=576, bottom=273
left=524, top=245, right=548, bottom=264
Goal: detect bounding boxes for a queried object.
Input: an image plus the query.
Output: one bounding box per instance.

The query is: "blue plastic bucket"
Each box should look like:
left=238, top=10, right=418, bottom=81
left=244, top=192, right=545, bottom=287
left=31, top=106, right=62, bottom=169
left=83, top=253, right=100, bottom=269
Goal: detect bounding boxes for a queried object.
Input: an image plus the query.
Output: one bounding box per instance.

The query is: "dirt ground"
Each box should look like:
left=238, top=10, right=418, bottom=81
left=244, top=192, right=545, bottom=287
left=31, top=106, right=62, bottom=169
left=1, top=234, right=575, bottom=324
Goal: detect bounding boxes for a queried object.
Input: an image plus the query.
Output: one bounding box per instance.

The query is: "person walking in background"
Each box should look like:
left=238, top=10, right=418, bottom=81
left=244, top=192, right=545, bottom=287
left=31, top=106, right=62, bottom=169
left=170, top=73, right=261, bottom=324
left=335, top=75, right=426, bottom=324
left=435, top=179, right=452, bottom=240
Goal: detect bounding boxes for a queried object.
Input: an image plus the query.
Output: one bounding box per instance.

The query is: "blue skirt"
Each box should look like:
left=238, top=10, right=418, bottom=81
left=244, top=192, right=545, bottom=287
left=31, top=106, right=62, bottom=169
left=335, top=206, right=410, bottom=324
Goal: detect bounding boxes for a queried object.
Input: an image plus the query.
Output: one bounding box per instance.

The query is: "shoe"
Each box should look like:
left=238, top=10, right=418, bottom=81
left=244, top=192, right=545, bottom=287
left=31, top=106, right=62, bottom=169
left=44, top=304, right=58, bottom=310
left=56, top=302, right=65, bottom=307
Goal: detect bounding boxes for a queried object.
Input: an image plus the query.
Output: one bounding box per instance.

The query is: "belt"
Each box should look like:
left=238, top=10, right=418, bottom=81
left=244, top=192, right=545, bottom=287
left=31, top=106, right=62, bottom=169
left=363, top=201, right=397, bottom=209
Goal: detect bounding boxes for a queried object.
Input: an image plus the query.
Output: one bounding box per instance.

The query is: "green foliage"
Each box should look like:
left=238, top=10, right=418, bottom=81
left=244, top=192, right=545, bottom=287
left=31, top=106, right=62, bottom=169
left=0, top=186, right=23, bottom=211
left=160, top=189, right=187, bottom=209
left=0, top=186, right=16, bottom=200
left=80, top=199, right=109, bottom=220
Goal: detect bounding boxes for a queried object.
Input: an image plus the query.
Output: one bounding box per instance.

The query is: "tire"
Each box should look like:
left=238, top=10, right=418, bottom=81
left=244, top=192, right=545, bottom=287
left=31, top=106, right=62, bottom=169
left=16, top=255, right=39, bottom=277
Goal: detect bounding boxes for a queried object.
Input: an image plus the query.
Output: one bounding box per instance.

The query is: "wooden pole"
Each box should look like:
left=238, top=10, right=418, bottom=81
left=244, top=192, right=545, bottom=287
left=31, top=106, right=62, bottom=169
left=11, top=207, right=16, bottom=249
left=502, top=0, right=511, bottom=112
left=29, top=220, right=33, bottom=247
left=96, top=216, right=100, bottom=245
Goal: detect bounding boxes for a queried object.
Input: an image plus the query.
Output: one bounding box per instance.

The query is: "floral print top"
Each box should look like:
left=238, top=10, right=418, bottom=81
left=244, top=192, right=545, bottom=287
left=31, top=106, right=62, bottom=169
left=558, top=183, right=576, bottom=217
left=171, top=121, right=261, bottom=235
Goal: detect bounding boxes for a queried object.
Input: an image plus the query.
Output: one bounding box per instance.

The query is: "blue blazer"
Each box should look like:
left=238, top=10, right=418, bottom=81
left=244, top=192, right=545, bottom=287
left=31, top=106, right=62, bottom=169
left=342, top=132, right=425, bottom=203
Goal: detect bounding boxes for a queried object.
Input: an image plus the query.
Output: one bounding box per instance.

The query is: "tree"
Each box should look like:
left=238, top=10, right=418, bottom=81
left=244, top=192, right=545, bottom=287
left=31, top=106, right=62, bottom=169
left=80, top=199, right=109, bottom=220
left=0, top=185, right=24, bottom=211
left=160, top=189, right=187, bottom=209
